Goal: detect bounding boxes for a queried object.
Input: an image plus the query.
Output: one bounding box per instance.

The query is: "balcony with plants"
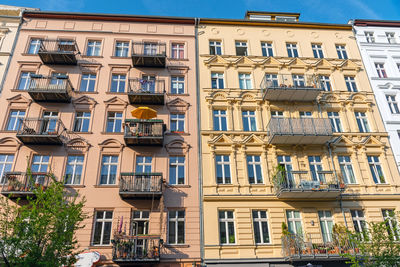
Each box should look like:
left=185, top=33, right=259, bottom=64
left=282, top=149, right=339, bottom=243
left=119, top=172, right=163, bottom=199
left=1, top=171, right=52, bottom=199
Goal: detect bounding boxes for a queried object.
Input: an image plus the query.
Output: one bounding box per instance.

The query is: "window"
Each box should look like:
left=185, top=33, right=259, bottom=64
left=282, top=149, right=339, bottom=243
left=261, top=42, right=273, bottom=57
left=247, top=155, right=263, bottom=184
left=211, top=72, right=224, bottom=89
left=311, top=44, right=324, bottom=58
left=345, top=76, right=357, bottom=92
left=140, top=75, right=156, bottom=92
left=168, top=211, right=185, bottom=244
left=398, top=63, right=400, bottom=73
left=131, top=210, right=149, bottom=235
left=386, top=95, right=400, bottom=114
left=286, top=43, right=298, bottom=57
left=170, top=114, right=185, bottom=132
left=375, top=63, right=387, bottom=78
left=6, top=110, right=25, bottom=131
left=86, top=40, right=102, bottom=56
left=171, top=43, right=185, bottom=59
left=27, top=38, right=41, bottom=54
left=169, top=156, right=185, bottom=185
left=278, top=155, right=294, bottom=186
left=171, top=76, right=185, bottom=94
left=65, top=155, right=84, bottom=185
left=265, top=74, right=278, bottom=87
left=136, top=156, right=152, bottom=173
left=365, top=32, right=375, bottom=43
left=31, top=155, right=49, bottom=173
left=319, top=210, right=334, bottom=243
left=355, top=112, right=370, bottom=133
left=292, top=74, right=305, bottom=87
left=0, top=154, right=14, bottom=184
left=215, top=155, right=231, bottom=184
left=327, top=112, right=342, bottom=132
left=386, top=32, right=396, bottom=44
left=80, top=74, right=96, bottom=92
left=242, top=110, right=257, bottom=131
left=92, top=211, right=113, bottom=245
left=41, top=111, right=58, bottom=134
left=338, top=156, right=356, bottom=184
left=115, top=41, right=129, bottom=57
left=382, top=209, right=400, bottom=241
left=319, top=75, right=331, bottom=91
left=336, top=45, right=348, bottom=59
left=219, top=210, right=235, bottom=244
left=299, top=111, right=312, bottom=118
left=271, top=111, right=284, bottom=118
left=239, top=73, right=252, bottom=89
left=106, top=112, right=122, bottom=133
left=235, top=41, right=248, bottom=56
left=213, top=110, right=227, bottom=131
left=17, top=71, right=34, bottom=90
left=100, top=155, right=118, bottom=185
left=286, top=210, right=303, bottom=235
left=351, top=210, right=368, bottom=240
left=209, top=40, right=222, bottom=55
left=252, top=210, right=270, bottom=244
left=110, top=74, right=126, bottom=93
left=143, top=43, right=157, bottom=55
left=368, top=156, right=385, bottom=184
left=73, top=111, right=91, bottom=132
left=308, top=156, right=324, bottom=182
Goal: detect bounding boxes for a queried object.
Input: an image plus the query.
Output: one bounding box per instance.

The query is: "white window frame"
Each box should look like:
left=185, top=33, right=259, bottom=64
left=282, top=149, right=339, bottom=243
left=368, top=156, right=385, bottom=184
left=0, top=154, right=14, bottom=184
left=215, top=155, right=231, bottom=184
left=115, top=41, right=129, bottom=57
left=100, top=155, right=118, bottom=185
left=242, top=110, right=257, bottom=131
left=318, top=210, right=334, bottom=243
left=238, top=73, right=252, bottom=89
left=365, top=32, right=375, bottom=43
left=235, top=41, right=248, bottom=56
left=106, top=112, right=123, bottom=133
left=28, top=38, right=41, bottom=54
left=6, top=110, right=25, bottom=131
left=209, top=40, right=222, bottom=55
left=286, top=210, right=303, bottom=236
left=86, top=40, right=102, bottom=56
left=168, top=210, right=185, bottom=244
left=386, top=32, right=396, bottom=44
left=131, top=210, right=149, bottom=235
left=286, top=43, right=298, bottom=57
left=382, top=209, right=400, bottom=241
left=211, top=72, right=224, bottom=89
left=351, top=210, right=368, bottom=239
left=73, top=111, right=91, bottom=132
left=327, top=111, right=342, bottom=132
left=18, top=71, right=34, bottom=90
left=65, top=155, right=84, bottom=185
left=92, top=210, right=113, bottom=245
left=271, top=111, right=284, bottom=118
left=336, top=45, right=348, bottom=59
left=213, top=110, right=227, bottom=131
left=345, top=76, right=357, bottom=92
left=171, top=43, right=185, bottom=59
left=311, top=43, right=324, bottom=58
left=247, top=155, right=263, bottom=184
left=135, top=156, right=152, bottom=173
left=338, top=156, right=356, bottom=184
left=355, top=112, right=370, bottom=133
left=386, top=95, right=400, bottom=114
left=170, top=113, right=185, bottom=132
left=252, top=210, right=270, bottom=244
left=110, top=74, right=126, bottom=93
left=171, top=76, right=185, bottom=94
left=261, top=42, right=273, bottom=57
left=219, top=210, right=236, bottom=244
left=169, top=156, right=185, bottom=185
left=80, top=73, right=97, bottom=92
left=375, top=63, right=387, bottom=78
left=319, top=75, right=331, bottom=91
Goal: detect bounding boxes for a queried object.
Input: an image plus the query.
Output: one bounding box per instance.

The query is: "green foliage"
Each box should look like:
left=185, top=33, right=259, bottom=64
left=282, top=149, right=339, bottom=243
left=281, top=222, right=290, bottom=236
left=0, top=171, right=86, bottom=267
left=271, top=165, right=286, bottom=189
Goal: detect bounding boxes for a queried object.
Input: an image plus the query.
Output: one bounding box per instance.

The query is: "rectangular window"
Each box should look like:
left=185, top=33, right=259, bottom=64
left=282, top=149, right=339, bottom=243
left=299, top=111, right=312, bottom=118
left=86, top=40, right=102, bottom=56
left=242, top=110, right=257, bottom=131
left=265, top=73, right=278, bottom=87
left=336, top=45, right=348, bottom=59
left=28, top=38, right=41, bottom=54
left=171, top=76, right=185, bottom=94
left=209, top=40, right=222, bottom=55
left=168, top=211, right=185, bottom=244
left=17, top=71, right=34, bottom=90
left=80, top=74, right=96, bottom=92
left=0, top=154, right=14, bottom=184
left=368, top=156, right=385, bottom=184
left=211, top=72, right=224, bottom=89
left=171, top=43, right=185, bottom=59
left=110, top=74, right=126, bottom=93
left=239, top=73, right=252, bottom=89
left=382, top=209, right=400, bottom=241
left=327, top=111, right=342, bottom=132
left=170, top=114, right=185, bottom=132
left=100, top=155, right=118, bottom=185
left=235, top=41, right=248, bottom=56
left=375, top=63, right=387, bottom=78
left=143, top=43, right=157, bottom=55
left=247, top=155, right=263, bottom=184
left=65, top=155, right=84, bottom=185
left=351, top=210, right=368, bottom=240
left=261, top=42, right=273, bottom=57
left=169, top=156, right=185, bottom=185
left=292, top=74, right=305, bottom=87
left=73, top=111, right=91, bottom=132
left=131, top=210, right=149, bottom=235
left=216, top=155, right=231, bottom=184
left=31, top=155, right=49, bottom=173
left=106, top=112, right=122, bottom=133
left=278, top=155, right=294, bottom=186
left=219, top=210, right=235, bottom=244
left=213, top=110, right=227, bottom=131
left=338, top=156, right=356, bottom=184
left=286, top=210, right=303, bottom=235
left=6, top=110, right=25, bottom=131
left=140, top=75, right=156, bottom=93
left=271, top=111, right=284, bottom=118
left=136, top=156, right=152, bottom=173
left=311, top=43, right=324, bottom=58
left=41, top=111, right=58, bottom=134
left=286, top=43, right=298, bottom=57
left=386, top=95, right=400, bottom=114
left=355, top=112, right=370, bottom=133
left=308, top=156, right=325, bottom=182
left=252, top=210, right=270, bottom=244
left=92, top=211, right=113, bottom=245
left=386, top=32, right=396, bottom=44
left=115, top=41, right=129, bottom=57
left=319, top=75, right=331, bottom=91
left=365, top=32, right=375, bottom=43
left=345, top=76, right=358, bottom=92
left=319, top=210, right=334, bottom=243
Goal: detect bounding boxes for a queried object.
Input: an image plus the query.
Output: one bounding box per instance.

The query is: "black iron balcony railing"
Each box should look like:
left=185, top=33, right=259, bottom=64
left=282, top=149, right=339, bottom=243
left=131, top=42, right=167, bottom=68
left=267, top=117, right=333, bottom=145
left=1, top=171, right=52, bottom=198
left=127, top=78, right=165, bottom=105
left=16, top=118, right=69, bottom=145
left=112, top=235, right=161, bottom=263
left=119, top=172, right=163, bottom=198
left=38, top=39, right=79, bottom=65
left=261, top=74, right=322, bottom=101
left=272, top=170, right=344, bottom=199
left=28, top=75, right=74, bottom=102
left=124, top=119, right=165, bottom=146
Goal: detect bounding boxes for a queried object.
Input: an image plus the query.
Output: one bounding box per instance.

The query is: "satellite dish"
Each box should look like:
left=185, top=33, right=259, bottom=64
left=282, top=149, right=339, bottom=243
left=75, top=251, right=100, bottom=267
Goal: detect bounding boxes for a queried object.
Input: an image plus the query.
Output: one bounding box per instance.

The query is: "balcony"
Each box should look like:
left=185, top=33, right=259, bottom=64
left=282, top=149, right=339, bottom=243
left=112, top=235, right=161, bottom=264
left=124, top=120, right=165, bottom=146
left=131, top=42, right=166, bottom=68
left=16, top=118, right=69, bottom=145
left=27, top=75, right=74, bottom=102
left=38, top=39, right=79, bottom=65
left=119, top=172, right=163, bottom=199
left=1, top=172, right=52, bottom=199
left=261, top=74, right=322, bottom=102
left=127, top=78, right=165, bottom=105
left=267, top=118, right=333, bottom=145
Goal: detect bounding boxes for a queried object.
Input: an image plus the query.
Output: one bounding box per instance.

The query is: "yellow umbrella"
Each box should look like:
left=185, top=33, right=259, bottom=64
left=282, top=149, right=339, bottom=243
left=131, top=107, right=157, bottom=120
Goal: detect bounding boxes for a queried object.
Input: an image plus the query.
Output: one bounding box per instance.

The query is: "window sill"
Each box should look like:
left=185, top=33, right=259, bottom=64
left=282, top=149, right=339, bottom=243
left=167, top=184, right=191, bottom=188
left=70, top=131, right=93, bottom=134
left=168, top=58, right=189, bottom=61
left=164, top=244, right=189, bottom=248
left=110, top=56, right=131, bottom=59
left=65, top=185, right=86, bottom=188
left=11, top=89, right=28, bottom=92
left=88, top=245, right=112, bottom=249
left=0, top=130, right=17, bottom=133
left=75, top=91, right=99, bottom=94
left=105, top=92, right=127, bottom=94
left=249, top=184, right=266, bottom=186
left=167, top=93, right=190, bottom=97
left=21, top=53, right=39, bottom=56
left=81, top=55, right=104, bottom=59
left=100, top=132, right=124, bottom=135
left=93, top=185, right=119, bottom=188
left=166, top=132, right=190, bottom=136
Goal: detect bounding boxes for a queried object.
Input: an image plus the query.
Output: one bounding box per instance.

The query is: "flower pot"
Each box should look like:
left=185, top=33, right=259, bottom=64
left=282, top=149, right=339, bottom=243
left=7, top=185, right=14, bottom=191
left=313, top=249, right=319, bottom=254
left=355, top=247, right=359, bottom=253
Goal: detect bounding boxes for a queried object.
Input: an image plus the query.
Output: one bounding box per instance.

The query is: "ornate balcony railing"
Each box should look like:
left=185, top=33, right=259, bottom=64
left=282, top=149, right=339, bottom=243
left=124, top=119, right=165, bottom=146
left=38, top=39, right=79, bottom=65
left=16, top=118, right=69, bottom=145
left=131, top=42, right=166, bottom=67
left=119, top=172, right=163, bottom=198
left=127, top=78, right=165, bottom=105
left=1, top=172, right=52, bottom=198
left=112, top=235, right=161, bottom=263
left=28, top=75, right=74, bottom=102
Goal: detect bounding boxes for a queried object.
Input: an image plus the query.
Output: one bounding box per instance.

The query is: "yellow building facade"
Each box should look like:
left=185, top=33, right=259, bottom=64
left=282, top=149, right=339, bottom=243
left=198, top=12, right=400, bottom=267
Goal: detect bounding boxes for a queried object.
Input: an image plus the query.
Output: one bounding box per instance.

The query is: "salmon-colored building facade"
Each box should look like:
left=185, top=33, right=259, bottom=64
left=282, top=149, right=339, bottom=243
left=0, top=11, right=200, bottom=266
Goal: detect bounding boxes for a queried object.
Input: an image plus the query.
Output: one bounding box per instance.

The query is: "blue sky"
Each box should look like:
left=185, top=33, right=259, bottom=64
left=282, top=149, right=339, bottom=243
left=3, top=0, right=400, bottom=24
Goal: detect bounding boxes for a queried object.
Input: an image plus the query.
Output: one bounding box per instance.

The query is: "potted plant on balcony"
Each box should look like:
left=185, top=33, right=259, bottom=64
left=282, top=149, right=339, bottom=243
left=271, top=165, right=287, bottom=192
left=7, top=175, right=16, bottom=192
left=281, top=222, right=296, bottom=255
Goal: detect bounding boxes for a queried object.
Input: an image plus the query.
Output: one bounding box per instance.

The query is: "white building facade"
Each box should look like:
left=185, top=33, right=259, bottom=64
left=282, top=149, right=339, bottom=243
left=354, top=20, right=400, bottom=173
